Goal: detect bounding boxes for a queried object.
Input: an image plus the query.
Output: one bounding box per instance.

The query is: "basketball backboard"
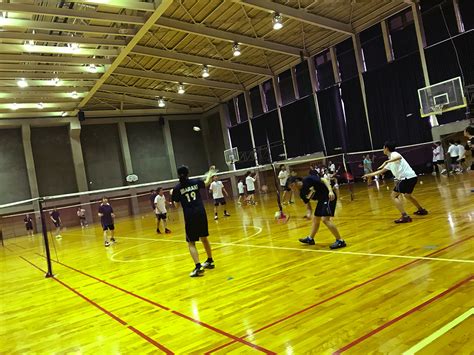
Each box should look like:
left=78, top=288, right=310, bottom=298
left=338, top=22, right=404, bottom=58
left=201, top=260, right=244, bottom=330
left=418, top=77, right=466, bottom=117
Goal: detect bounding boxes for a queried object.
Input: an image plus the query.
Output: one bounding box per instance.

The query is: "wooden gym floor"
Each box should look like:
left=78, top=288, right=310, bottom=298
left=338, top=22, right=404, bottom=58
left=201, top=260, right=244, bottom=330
left=1, top=174, right=473, bottom=354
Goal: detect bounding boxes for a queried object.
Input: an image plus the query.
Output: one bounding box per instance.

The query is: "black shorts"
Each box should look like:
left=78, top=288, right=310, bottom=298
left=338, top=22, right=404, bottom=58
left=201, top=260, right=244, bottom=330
left=459, top=158, right=465, bottom=163
left=102, top=224, right=115, bottom=231
left=53, top=221, right=61, bottom=228
left=185, top=212, right=209, bottom=242
left=436, top=160, right=444, bottom=164
left=79, top=216, right=86, bottom=220
left=281, top=185, right=291, bottom=192
left=214, top=198, right=226, bottom=206
left=247, top=190, right=255, bottom=195
left=156, top=213, right=167, bottom=220
left=239, top=192, right=245, bottom=196
left=394, top=177, right=418, bottom=194
left=26, top=223, right=33, bottom=231
left=314, top=197, right=337, bottom=217
left=450, top=156, right=458, bottom=163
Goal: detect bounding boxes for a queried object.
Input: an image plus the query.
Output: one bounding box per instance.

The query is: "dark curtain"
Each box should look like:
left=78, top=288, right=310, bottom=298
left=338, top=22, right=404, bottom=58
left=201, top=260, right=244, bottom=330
left=340, top=78, right=372, bottom=152
left=363, top=53, right=432, bottom=148
left=421, top=0, right=459, bottom=45
left=316, top=61, right=335, bottom=90
left=229, top=121, right=255, bottom=169
left=281, top=96, right=324, bottom=158
left=251, top=111, right=284, bottom=164
left=390, top=23, right=419, bottom=59
left=425, top=30, right=473, bottom=124
left=426, top=30, right=474, bottom=85
left=250, top=86, right=263, bottom=117
left=458, top=0, right=473, bottom=30
left=361, top=24, right=387, bottom=72
left=317, top=86, right=347, bottom=154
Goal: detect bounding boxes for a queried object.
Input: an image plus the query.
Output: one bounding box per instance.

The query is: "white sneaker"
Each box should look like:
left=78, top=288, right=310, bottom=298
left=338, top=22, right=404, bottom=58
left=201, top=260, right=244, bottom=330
left=214, top=215, right=218, bottom=220
left=55, top=235, right=62, bottom=239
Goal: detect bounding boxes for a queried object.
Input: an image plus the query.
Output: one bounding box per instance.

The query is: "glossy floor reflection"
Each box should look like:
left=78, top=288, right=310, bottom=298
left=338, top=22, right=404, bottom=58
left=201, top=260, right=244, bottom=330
left=1, top=174, right=473, bottom=354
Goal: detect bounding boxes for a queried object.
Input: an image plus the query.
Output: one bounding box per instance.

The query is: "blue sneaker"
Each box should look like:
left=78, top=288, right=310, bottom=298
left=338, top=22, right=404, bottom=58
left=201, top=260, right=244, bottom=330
left=330, top=240, right=346, bottom=249
left=299, top=236, right=315, bottom=245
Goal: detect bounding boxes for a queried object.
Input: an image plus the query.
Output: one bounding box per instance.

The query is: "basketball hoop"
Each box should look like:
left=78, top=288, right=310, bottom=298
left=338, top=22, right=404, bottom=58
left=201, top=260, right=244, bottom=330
left=224, top=147, right=239, bottom=168
left=431, top=104, right=444, bottom=116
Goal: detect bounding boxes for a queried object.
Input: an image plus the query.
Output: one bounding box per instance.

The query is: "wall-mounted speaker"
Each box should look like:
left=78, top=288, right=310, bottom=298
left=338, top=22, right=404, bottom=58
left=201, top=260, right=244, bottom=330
left=78, top=110, right=85, bottom=122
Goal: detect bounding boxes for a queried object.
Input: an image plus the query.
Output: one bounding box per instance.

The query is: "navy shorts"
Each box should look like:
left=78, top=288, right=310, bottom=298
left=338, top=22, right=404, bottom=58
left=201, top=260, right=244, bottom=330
left=156, top=213, right=167, bottom=220
left=239, top=193, right=245, bottom=196
left=314, top=197, right=337, bottom=217
left=247, top=190, right=255, bottom=195
left=394, top=177, right=417, bottom=194
left=214, top=198, right=226, bottom=206
left=185, top=212, right=209, bottom=242
left=26, top=223, right=33, bottom=231
left=450, top=156, right=458, bottom=163
left=102, top=224, right=115, bottom=231
left=53, top=221, right=61, bottom=228
left=281, top=185, right=291, bottom=192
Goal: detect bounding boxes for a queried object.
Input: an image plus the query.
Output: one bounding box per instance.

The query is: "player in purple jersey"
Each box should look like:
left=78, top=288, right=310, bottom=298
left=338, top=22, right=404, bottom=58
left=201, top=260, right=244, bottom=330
left=98, top=197, right=116, bottom=247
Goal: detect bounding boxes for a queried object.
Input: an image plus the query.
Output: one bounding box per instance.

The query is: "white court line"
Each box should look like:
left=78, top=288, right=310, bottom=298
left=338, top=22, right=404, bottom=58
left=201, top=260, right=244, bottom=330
left=54, top=230, right=473, bottom=264
left=403, top=308, right=474, bottom=355
left=109, top=226, right=262, bottom=263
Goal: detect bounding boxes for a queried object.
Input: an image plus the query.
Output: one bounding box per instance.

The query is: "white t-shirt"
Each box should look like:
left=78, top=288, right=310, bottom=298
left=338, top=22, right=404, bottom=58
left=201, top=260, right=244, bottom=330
left=238, top=181, right=245, bottom=194
left=154, top=194, right=167, bottom=214
left=329, top=163, right=336, bottom=173
left=210, top=180, right=225, bottom=199
left=385, top=152, right=417, bottom=180
left=457, top=144, right=465, bottom=159
left=432, top=146, right=444, bottom=162
left=447, top=144, right=459, bottom=157
left=246, top=176, right=256, bottom=191
left=278, top=170, right=288, bottom=186
left=77, top=208, right=85, bottom=217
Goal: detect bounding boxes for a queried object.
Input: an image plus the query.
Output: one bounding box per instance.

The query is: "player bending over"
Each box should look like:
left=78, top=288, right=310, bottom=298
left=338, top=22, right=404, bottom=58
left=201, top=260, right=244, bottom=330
left=363, top=141, right=428, bottom=223
left=172, top=166, right=215, bottom=277
left=287, top=175, right=346, bottom=250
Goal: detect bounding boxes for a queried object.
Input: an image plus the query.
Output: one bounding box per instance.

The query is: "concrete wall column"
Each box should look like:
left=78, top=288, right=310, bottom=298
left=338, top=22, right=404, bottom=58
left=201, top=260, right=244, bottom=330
left=69, top=119, right=93, bottom=223
left=307, top=58, right=328, bottom=155
left=21, top=124, right=41, bottom=225
left=352, top=33, right=375, bottom=149
left=117, top=121, right=139, bottom=215
left=162, top=118, right=178, bottom=178
left=218, top=104, right=237, bottom=196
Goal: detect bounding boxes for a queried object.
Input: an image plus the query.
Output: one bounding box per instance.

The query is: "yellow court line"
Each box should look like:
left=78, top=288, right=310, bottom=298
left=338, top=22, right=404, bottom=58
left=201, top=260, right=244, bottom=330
left=403, top=307, right=474, bottom=354
left=115, top=236, right=473, bottom=264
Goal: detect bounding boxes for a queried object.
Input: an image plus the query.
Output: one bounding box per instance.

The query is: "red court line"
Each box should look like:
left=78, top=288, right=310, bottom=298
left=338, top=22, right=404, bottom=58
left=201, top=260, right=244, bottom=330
left=172, top=310, right=276, bottom=355
left=128, top=326, right=174, bottom=355
left=333, top=274, right=474, bottom=354
left=20, top=256, right=174, bottom=354
left=40, top=254, right=276, bottom=354
left=204, top=236, right=473, bottom=353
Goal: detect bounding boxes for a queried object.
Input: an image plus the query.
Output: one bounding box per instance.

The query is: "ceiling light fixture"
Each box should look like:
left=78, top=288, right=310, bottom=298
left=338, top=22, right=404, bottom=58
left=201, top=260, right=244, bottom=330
left=232, top=42, right=241, bottom=57
left=68, top=42, right=79, bottom=53
left=37, top=102, right=44, bottom=109
left=177, top=84, right=185, bottom=94
left=157, top=97, right=166, bottom=108
left=11, top=103, right=19, bottom=111
left=0, top=12, right=6, bottom=26
left=272, top=12, right=283, bottom=30
left=17, top=78, right=28, bottom=88
left=61, top=111, right=68, bottom=117
left=71, top=91, right=78, bottom=99
left=87, top=64, right=98, bottom=73
left=201, top=65, right=210, bottom=78
left=51, top=76, right=60, bottom=86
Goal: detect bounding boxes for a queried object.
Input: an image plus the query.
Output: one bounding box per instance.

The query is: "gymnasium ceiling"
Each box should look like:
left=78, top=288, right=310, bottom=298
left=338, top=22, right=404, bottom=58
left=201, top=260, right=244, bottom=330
left=0, top=0, right=411, bottom=119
